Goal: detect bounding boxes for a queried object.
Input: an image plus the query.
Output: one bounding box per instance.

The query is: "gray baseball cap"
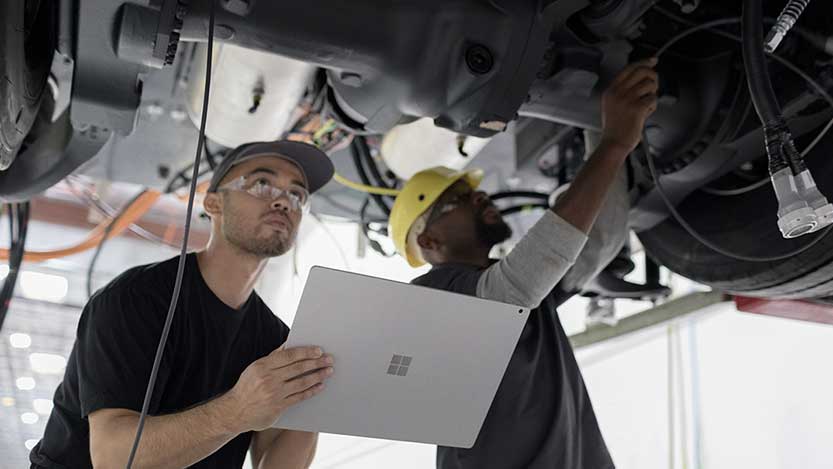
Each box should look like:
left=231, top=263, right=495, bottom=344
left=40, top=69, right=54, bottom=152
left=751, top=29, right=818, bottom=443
left=207, top=140, right=335, bottom=193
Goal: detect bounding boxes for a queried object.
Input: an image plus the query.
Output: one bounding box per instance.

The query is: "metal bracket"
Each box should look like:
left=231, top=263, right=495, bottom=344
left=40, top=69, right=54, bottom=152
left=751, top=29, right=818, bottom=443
left=570, top=291, right=729, bottom=350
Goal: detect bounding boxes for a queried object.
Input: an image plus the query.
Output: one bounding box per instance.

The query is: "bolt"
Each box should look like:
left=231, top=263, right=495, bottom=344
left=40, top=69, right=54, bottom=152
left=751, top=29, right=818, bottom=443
left=340, top=72, right=363, bottom=88
left=465, top=44, right=494, bottom=75
left=215, top=24, right=235, bottom=41
left=479, top=120, right=507, bottom=132
left=158, top=165, right=171, bottom=179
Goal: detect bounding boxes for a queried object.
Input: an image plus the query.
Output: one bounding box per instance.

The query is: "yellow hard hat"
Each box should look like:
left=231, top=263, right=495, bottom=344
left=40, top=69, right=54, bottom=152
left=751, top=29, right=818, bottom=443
left=389, top=166, right=484, bottom=267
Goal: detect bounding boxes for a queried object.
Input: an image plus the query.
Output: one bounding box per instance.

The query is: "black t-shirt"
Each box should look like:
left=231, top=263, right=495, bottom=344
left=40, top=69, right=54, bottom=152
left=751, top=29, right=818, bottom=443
left=30, top=253, right=290, bottom=469
left=412, top=263, right=614, bottom=469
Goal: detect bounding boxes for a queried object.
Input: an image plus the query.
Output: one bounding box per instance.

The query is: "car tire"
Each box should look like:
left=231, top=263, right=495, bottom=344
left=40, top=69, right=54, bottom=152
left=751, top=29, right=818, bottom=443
left=638, top=124, right=833, bottom=299
left=0, top=0, right=57, bottom=170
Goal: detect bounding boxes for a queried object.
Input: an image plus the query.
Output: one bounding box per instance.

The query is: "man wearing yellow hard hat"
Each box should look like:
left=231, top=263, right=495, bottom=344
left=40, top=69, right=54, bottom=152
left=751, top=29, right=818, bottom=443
left=389, top=58, right=659, bottom=469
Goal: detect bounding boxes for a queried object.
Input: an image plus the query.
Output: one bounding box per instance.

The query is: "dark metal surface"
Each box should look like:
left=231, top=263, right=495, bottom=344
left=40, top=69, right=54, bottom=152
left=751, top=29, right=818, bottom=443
left=0, top=104, right=108, bottom=203
left=179, top=0, right=590, bottom=136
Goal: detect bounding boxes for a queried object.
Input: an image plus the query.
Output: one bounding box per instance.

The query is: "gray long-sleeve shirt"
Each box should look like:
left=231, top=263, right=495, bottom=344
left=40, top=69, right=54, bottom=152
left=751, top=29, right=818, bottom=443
left=412, top=149, right=626, bottom=469
left=476, top=163, right=629, bottom=308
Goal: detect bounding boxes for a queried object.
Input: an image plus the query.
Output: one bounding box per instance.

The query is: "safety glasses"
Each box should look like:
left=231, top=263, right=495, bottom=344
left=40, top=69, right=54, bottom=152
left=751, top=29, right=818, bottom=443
left=425, top=183, right=474, bottom=227
left=219, top=176, right=310, bottom=212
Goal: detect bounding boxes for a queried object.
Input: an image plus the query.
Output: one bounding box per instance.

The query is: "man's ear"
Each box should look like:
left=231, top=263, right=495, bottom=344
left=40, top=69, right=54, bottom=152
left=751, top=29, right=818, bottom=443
left=416, top=231, right=438, bottom=253
left=203, top=192, right=223, bottom=218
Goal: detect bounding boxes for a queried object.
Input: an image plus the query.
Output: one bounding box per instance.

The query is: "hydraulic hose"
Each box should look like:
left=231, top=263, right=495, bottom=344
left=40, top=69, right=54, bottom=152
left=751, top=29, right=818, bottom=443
left=742, top=0, right=784, bottom=129
left=742, top=0, right=822, bottom=237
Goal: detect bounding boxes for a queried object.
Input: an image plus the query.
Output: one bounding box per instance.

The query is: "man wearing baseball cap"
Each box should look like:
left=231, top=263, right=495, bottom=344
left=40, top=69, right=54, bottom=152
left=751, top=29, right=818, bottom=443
left=31, top=140, right=336, bottom=469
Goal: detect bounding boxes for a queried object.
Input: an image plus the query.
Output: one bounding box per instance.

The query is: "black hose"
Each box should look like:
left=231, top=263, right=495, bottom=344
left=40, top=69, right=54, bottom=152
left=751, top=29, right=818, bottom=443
left=359, top=197, right=393, bottom=256
left=499, top=204, right=549, bottom=216
left=126, top=0, right=216, bottom=465
left=0, top=202, right=30, bottom=331
left=743, top=0, right=808, bottom=176
left=653, top=5, right=826, bottom=53
left=742, top=0, right=784, bottom=127
left=350, top=137, right=391, bottom=216
left=356, top=136, right=393, bottom=192
left=489, top=191, right=549, bottom=201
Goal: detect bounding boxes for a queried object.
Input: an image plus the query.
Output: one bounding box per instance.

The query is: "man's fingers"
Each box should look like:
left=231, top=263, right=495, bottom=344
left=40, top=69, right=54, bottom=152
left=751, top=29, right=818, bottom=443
left=283, top=368, right=334, bottom=397
left=611, top=57, right=658, bottom=87
left=265, top=346, right=324, bottom=368
left=283, top=383, right=326, bottom=407
left=637, top=93, right=659, bottom=116
left=627, top=77, right=660, bottom=100
left=620, top=68, right=658, bottom=94
left=278, top=355, right=334, bottom=379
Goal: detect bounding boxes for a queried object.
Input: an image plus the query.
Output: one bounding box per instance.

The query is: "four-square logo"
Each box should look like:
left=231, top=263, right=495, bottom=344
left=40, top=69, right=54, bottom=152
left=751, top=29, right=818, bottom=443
left=387, top=354, right=412, bottom=376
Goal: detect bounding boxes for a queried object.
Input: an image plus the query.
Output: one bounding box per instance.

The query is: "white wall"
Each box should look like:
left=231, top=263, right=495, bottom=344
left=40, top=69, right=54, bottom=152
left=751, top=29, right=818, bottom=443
left=578, top=304, right=833, bottom=469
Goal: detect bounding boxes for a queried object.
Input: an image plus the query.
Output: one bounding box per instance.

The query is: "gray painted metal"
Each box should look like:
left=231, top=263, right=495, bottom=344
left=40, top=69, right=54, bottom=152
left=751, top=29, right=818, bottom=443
left=570, top=291, right=729, bottom=350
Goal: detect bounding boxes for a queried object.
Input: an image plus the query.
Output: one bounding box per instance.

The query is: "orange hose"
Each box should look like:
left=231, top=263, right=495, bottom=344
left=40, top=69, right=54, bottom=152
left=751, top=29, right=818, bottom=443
left=175, top=180, right=210, bottom=201
left=0, top=190, right=162, bottom=262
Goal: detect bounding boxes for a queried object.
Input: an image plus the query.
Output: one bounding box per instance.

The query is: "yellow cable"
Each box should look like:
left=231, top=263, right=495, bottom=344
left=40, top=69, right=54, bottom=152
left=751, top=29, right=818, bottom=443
left=333, top=172, right=401, bottom=196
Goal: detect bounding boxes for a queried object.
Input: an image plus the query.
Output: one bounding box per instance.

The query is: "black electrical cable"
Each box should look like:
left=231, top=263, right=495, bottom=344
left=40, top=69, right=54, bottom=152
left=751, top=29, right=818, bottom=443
left=743, top=0, right=786, bottom=125
left=125, top=0, right=217, bottom=465
left=649, top=16, right=833, bottom=163
left=641, top=14, right=833, bottom=262
left=643, top=135, right=830, bottom=262
left=743, top=0, right=799, bottom=176
left=652, top=5, right=827, bottom=53
left=86, top=189, right=150, bottom=299
left=489, top=191, right=550, bottom=201
left=356, top=136, right=395, bottom=193
left=0, top=202, right=30, bottom=331
left=203, top=135, right=221, bottom=170
left=499, top=203, right=549, bottom=217
left=164, top=162, right=213, bottom=194
left=654, top=18, right=833, bottom=110
left=700, top=176, right=771, bottom=196
left=359, top=197, right=393, bottom=256
left=350, top=138, right=391, bottom=216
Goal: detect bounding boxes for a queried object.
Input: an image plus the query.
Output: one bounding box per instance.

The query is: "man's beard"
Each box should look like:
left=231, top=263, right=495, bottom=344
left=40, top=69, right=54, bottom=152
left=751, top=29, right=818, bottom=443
left=475, top=210, right=512, bottom=247
left=221, top=203, right=294, bottom=258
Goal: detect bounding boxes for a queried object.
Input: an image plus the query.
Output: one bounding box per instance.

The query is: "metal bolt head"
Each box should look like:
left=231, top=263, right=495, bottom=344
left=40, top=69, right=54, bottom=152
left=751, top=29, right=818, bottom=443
left=215, top=24, right=236, bottom=40
left=340, top=72, right=363, bottom=88
left=479, top=120, right=507, bottom=132
left=465, top=45, right=494, bottom=75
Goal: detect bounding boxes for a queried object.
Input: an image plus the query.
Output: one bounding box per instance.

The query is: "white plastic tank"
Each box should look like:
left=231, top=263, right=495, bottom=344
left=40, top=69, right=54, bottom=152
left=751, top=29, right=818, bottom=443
left=380, top=118, right=491, bottom=180
left=186, top=43, right=315, bottom=148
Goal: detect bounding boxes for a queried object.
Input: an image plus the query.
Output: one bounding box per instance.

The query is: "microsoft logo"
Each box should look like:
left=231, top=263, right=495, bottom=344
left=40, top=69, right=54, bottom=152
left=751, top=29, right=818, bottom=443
left=387, top=354, right=412, bottom=376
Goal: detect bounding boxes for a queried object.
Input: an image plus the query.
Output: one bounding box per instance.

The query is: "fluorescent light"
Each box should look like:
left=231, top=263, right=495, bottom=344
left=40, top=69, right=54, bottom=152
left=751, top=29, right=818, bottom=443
left=1, top=397, right=15, bottom=407
left=20, top=412, right=39, bottom=425
left=25, top=439, right=39, bottom=451
left=32, top=399, right=53, bottom=415
left=19, top=271, right=68, bottom=303
left=16, top=377, right=35, bottom=391
left=29, top=353, right=67, bottom=375
left=10, top=332, right=31, bottom=349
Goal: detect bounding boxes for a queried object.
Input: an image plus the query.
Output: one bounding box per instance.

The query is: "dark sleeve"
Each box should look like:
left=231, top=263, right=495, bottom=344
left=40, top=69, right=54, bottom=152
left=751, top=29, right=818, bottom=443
left=411, top=265, right=482, bottom=297
left=75, top=286, right=174, bottom=418
left=258, top=307, right=291, bottom=357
